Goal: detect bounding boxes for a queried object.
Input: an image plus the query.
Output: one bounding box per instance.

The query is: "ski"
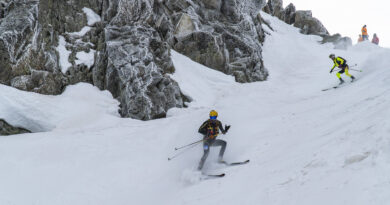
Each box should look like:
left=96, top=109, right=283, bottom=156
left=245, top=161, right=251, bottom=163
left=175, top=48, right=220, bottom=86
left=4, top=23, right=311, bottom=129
left=200, top=173, right=225, bottom=180
left=332, top=85, right=343, bottom=89
left=220, top=159, right=250, bottom=166
left=321, top=87, right=334, bottom=91
left=322, top=78, right=357, bottom=91
left=322, top=83, right=346, bottom=91
left=205, top=173, right=225, bottom=177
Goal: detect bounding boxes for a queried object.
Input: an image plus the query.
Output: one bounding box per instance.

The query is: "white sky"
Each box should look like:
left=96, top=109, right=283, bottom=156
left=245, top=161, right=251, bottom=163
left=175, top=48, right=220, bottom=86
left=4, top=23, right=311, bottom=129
left=284, top=0, right=390, bottom=47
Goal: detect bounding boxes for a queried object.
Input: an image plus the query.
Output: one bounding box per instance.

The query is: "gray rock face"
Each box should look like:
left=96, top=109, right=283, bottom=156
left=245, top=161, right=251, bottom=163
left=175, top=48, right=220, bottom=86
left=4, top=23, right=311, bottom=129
left=283, top=3, right=296, bottom=24
left=263, top=0, right=328, bottom=35
left=294, top=10, right=328, bottom=35
left=0, top=119, right=31, bottom=135
left=263, top=0, right=284, bottom=21
left=91, top=0, right=186, bottom=120
left=0, top=0, right=350, bottom=123
left=170, top=0, right=269, bottom=82
left=201, top=0, right=221, bottom=10
left=0, top=0, right=271, bottom=121
left=263, top=1, right=350, bottom=50
left=0, top=0, right=97, bottom=94
left=0, top=1, right=39, bottom=86
left=103, top=25, right=184, bottom=120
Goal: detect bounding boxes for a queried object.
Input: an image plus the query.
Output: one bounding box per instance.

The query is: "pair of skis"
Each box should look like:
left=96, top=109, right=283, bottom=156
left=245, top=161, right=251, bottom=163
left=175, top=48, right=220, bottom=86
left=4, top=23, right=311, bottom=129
left=323, top=65, right=361, bottom=91
left=202, top=160, right=250, bottom=179
left=322, top=83, right=345, bottom=91
left=322, top=79, right=356, bottom=91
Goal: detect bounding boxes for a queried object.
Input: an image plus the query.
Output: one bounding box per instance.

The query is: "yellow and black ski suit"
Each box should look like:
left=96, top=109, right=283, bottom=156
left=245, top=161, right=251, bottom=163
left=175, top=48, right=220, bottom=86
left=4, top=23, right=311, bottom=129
left=330, top=57, right=353, bottom=79
left=197, top=119, right=227, bottom=170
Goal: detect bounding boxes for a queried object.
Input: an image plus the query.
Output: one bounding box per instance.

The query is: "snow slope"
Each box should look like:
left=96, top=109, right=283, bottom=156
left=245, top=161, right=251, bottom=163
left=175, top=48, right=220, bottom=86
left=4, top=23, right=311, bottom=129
left=1, top=11, right=390, bottom=205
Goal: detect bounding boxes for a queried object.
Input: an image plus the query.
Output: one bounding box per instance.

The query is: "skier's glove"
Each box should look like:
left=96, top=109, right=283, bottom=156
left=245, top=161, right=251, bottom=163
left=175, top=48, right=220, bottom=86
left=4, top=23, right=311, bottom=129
left=223, top=125, right=231, bottom=134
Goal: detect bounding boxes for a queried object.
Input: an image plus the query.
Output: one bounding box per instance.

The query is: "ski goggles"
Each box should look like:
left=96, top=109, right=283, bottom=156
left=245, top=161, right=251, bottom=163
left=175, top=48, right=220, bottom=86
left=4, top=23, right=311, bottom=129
left=210, top=116, right=217, bottom=120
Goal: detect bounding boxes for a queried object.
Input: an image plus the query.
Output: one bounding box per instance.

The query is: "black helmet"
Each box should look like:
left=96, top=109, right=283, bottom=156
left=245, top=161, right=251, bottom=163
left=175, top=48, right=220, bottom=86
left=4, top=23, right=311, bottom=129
left=329, top=54, right=335, bottom=59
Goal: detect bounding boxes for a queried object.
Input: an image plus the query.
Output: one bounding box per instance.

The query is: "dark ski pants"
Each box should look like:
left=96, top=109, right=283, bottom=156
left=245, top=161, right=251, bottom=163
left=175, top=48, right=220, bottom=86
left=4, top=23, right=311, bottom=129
left=197, top=139, right=227, bottom=170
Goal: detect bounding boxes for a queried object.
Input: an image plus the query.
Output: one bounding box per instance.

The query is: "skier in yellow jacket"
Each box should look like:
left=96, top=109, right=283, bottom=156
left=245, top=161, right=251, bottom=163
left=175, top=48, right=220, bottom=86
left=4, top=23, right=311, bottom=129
left=329, top=54, right=355, bottom=84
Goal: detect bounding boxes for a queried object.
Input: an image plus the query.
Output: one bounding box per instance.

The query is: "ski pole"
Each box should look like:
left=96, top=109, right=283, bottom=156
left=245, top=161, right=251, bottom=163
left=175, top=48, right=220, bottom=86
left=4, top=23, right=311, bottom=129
left=349, top=68, right=363, bottom=72
left=331, top=68, right=341, bottom=73
left=168, top=142, right=200, bottom=161
left=168, top=136, right=213, bottom=161
left=174, top=138, right=206, bottom=151
left=349, top=64, right=358, bottom=68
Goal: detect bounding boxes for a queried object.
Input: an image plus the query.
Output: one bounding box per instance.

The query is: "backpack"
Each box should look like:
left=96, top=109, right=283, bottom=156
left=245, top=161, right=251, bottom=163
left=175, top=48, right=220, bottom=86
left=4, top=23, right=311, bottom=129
left=336, top=57, right=347, bottom=67
left=198, top=120, right=220, bottom=136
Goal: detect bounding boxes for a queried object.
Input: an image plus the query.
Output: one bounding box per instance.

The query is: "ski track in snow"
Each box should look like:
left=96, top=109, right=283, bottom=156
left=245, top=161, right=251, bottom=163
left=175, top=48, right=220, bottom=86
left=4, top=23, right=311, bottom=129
left=1, top=11, right=390, bottom=205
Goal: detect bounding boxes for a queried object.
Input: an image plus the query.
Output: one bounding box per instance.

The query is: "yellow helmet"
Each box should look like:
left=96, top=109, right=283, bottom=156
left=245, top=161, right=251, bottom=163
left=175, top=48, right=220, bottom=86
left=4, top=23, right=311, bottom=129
left=209, top=110, right=218, bottom=117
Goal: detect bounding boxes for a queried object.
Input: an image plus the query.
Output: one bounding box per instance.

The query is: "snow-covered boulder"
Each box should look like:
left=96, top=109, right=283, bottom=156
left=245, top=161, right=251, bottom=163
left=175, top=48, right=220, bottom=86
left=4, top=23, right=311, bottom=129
left=320, top=33, right=353, bottom=50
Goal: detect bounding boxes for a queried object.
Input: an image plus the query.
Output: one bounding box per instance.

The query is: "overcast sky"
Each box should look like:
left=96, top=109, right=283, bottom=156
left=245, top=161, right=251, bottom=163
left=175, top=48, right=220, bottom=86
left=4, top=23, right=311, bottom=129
left=283, top=0, right=390, bottom=47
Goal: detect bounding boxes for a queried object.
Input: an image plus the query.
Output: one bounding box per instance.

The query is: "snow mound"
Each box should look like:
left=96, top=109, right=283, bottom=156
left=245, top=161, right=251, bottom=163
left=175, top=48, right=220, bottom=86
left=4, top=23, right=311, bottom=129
left=56, top=36, right=72, bottom=73
left=0, top=83, right=120, bottom=132
left=82, top=7, right=101, bottom=26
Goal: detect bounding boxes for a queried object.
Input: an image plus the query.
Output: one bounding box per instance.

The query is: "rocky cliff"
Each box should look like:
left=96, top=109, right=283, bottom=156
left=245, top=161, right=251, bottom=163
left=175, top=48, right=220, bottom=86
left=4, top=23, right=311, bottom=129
left=263, top=0, right=352, bottom=49
left=0, top=0, right=342, bottom=124
left=0, top=0, right=271, bottom=121
left=263, top=0, right=328, bottom=35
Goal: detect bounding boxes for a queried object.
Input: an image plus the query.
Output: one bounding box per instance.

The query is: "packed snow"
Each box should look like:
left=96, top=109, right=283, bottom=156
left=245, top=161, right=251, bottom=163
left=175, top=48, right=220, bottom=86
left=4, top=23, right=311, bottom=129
left=68, top=26, right=91, bottom=37
left=56, top=36, right=72, bottom=73
left=75, top=50, right=96, bottom=68
left=0, top=83, right=119, bottom=132
left=1, top=11, right=390, bottom=205
left=82, top=7, right=101, bottom=26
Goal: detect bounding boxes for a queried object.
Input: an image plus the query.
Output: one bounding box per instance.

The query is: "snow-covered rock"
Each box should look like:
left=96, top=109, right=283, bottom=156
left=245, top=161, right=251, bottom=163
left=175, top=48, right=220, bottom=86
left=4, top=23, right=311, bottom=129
left=320, top=33, right=353, bottom=50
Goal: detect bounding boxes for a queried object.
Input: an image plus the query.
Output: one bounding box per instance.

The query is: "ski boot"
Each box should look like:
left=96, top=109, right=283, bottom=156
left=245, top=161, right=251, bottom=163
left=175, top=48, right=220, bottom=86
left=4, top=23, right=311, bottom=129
left=339, top=78, right=345, bottom=85
left=351, top=76, right=355, bottom=82
left=218, top=156, right=225, bottom=164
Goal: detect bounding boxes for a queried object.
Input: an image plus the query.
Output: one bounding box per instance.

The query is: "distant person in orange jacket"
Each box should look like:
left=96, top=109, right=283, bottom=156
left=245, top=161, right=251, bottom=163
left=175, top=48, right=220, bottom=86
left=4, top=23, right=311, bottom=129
left=361, top=25, right=368, bottom=41
left=358, top=34, right=363, bottom=43
left=372, top=33, right=379, bottom=45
